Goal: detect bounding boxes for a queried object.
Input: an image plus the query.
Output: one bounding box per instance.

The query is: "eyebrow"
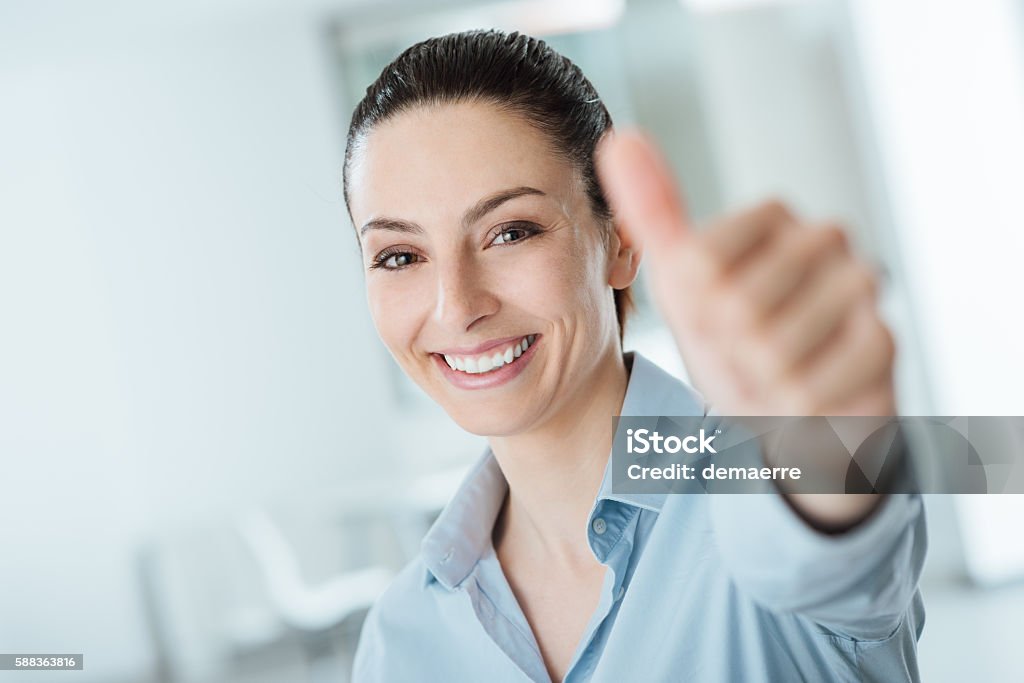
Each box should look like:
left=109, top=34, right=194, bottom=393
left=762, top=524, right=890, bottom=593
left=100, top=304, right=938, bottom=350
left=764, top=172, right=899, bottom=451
left=358, top=186, right=546, bottom=238
left=462, top=186, right=546, bottom=227
left=359, top=216, right=423, bottom=238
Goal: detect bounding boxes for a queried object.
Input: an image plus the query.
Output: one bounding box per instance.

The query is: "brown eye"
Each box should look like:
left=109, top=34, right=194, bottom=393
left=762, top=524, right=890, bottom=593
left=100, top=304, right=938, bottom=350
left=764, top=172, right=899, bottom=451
left=489, top=223, right=539, bottom=246
left=387, top=253, right=417, bottom=268
left=372, top=250, right=420, bottom=270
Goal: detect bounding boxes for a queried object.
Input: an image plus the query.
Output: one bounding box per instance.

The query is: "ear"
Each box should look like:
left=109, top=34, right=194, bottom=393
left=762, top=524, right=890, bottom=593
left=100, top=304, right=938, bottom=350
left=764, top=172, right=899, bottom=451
left=607, top=217, right=643, bottom=290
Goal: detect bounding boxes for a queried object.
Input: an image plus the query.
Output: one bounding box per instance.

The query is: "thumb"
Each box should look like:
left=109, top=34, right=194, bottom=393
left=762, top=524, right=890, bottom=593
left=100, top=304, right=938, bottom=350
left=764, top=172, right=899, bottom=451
left=596, top=129, right=694, bottom=255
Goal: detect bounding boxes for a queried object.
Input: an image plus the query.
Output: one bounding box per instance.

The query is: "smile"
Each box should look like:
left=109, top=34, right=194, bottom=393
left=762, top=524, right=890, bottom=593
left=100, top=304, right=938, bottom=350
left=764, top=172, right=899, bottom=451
left=441, top=335, right=536, bottom=374
left=432, top=334, right=541, bottom=390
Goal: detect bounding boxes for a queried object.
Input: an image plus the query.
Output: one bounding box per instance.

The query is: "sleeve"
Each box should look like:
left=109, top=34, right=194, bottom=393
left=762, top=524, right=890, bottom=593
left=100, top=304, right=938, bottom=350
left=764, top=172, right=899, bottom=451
left=710, top=487, right=927, bottom=641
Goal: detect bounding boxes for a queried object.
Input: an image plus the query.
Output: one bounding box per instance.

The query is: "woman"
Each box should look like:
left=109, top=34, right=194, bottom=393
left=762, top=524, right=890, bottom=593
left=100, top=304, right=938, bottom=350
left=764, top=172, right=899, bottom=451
left=345, top=30, right=925, bottom=683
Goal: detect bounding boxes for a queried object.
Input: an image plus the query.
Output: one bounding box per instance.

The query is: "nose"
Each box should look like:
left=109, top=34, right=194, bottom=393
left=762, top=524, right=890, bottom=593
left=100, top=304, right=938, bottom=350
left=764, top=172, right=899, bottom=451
left=432, top=256, right=500, bottom=332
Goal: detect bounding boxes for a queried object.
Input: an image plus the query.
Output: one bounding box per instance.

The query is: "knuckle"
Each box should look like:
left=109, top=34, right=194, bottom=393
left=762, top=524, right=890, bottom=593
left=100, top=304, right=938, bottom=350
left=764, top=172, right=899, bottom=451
left=822, top=222, right=850, bottom=250
left=876, top=320, right=897, bottom=362
left=797, top=226, right=842, bottom=268
left=853, top=262, right=878, bottom=298
left=805, top=225, right=849, bottom=264
left=780, top=379, right=820, bottom=415
left=750, top=327, right=787, bottom=376
left=746, top=323, right=772, bottom=352
left=840, top=260, right=873, bottom=298
left=722, top=287, right=758, bottom=330
left=767, top=334, right=791, bottom=369
left=759, top=198, right=796, bottom=224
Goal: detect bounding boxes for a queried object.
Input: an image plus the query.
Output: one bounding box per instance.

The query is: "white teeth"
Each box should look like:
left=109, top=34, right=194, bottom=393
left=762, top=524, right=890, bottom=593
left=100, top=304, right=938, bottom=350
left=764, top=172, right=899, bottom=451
left=444, top=335, right=537, bottom=375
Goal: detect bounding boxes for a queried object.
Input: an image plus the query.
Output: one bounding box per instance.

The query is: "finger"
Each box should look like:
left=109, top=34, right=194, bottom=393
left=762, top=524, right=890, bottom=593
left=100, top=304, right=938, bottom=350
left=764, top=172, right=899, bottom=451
left=799, top=304, right=896, bottom=413
left=827, top=373, right=897, bottom=417
left=596, top=129, right=693, bottom=255
left=781, top=303, right=896, bottom=415
left=734, top=256, right=878, bottom=387
left=700, top=199, right=799, bottom=273
left=719, top=224, right=851, bottom=332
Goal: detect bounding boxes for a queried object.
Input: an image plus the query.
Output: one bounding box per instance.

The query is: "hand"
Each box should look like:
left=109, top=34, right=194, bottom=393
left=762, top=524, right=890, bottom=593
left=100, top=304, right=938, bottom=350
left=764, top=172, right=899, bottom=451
left=597, top=130, right=897, bottom=418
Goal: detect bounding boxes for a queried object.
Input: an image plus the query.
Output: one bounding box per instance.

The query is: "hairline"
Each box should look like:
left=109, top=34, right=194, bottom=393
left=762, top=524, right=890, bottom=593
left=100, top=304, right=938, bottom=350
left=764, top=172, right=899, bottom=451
left=343, top=95, right=610, bottom=224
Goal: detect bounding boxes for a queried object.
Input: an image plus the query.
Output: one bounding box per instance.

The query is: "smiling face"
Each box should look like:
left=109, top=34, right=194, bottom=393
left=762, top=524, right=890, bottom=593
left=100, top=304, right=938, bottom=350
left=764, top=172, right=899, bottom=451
left=347, top=101, right=637, bottom=436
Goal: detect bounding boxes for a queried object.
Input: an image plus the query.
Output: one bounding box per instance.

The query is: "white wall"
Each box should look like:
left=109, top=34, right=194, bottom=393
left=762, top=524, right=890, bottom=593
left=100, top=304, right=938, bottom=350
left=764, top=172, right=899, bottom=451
left=0, top=3, right=484, bottom=680
left=844, top=0, right=1024, bottom=417
left=843, top=0, right=1024, bottom=577
left=685, top=2, right=936, bottom=416
left=841, top=1, right=1024, bottom=678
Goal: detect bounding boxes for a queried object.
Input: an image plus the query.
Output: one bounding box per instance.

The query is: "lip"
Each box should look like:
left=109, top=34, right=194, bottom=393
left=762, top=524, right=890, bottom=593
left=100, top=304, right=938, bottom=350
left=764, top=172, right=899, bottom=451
left=433, top=335, right=533, bottom=356
left=433, top=335, right=541, bottom=391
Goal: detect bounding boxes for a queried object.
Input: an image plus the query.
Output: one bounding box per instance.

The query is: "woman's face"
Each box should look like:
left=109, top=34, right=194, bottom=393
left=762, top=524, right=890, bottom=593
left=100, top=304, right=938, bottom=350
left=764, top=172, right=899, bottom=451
left=347, top=101, right=634, bottom=436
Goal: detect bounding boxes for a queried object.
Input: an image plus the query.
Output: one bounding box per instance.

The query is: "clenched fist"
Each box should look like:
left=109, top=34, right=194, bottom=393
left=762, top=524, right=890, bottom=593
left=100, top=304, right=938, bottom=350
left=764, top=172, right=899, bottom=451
left=597, top=130, right=896, bottom=419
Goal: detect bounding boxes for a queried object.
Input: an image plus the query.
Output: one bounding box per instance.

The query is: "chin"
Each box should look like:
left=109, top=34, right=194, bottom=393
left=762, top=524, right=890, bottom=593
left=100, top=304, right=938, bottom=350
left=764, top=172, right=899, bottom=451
left=444, top=404, right=537, bottom=438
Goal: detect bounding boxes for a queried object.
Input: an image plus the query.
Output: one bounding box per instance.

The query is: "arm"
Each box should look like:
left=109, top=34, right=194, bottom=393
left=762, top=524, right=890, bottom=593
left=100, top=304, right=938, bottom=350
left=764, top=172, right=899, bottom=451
left=710, top=488, right=926, bottom=640
left=704, top=408, right=925, bottom=637
left=597, top=131, right=925, bottom=637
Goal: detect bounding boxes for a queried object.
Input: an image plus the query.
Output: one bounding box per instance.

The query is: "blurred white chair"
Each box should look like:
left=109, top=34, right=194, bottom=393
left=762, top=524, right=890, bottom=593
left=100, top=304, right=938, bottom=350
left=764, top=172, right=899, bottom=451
left=233, top=508, right=394, bottom=683
left=234, top=508, right=394, bottom=632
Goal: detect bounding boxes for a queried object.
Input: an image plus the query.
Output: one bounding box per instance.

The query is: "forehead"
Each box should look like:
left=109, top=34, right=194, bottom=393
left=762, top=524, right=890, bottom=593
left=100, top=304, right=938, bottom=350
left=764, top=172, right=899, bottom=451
left=347, top=101, right=581, bottom=226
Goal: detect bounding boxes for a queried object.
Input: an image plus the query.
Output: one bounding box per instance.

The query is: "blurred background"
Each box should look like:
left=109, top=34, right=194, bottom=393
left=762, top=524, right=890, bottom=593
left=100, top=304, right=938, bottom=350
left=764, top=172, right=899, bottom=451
left=1, top=0, right=1023, bottom=681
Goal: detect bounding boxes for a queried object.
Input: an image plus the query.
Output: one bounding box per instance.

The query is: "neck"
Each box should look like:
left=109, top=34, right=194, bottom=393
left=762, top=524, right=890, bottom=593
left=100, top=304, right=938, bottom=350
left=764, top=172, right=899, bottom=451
left=490, top=346, right=630, bottom=565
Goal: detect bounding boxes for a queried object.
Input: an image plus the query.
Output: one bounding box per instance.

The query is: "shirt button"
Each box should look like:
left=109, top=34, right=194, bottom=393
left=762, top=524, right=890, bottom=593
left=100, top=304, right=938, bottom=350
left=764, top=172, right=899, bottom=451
left=592, top=517, right=607, bottom=535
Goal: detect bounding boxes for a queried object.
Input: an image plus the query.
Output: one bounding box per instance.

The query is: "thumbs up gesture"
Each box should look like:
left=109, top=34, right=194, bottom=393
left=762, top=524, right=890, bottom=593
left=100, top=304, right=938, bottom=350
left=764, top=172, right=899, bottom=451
left=597, top=130, right=896, bottom=418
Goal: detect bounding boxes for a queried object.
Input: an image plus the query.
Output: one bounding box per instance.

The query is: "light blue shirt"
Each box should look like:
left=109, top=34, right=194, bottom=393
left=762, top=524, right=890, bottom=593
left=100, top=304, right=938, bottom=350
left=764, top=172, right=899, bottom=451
left=352, top=352, right=926, bottom=682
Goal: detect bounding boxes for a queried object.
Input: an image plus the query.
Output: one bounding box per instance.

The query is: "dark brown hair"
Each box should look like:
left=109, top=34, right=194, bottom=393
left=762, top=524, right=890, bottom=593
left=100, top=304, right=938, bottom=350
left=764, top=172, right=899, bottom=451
left=342, top=29, right=634, bottom=341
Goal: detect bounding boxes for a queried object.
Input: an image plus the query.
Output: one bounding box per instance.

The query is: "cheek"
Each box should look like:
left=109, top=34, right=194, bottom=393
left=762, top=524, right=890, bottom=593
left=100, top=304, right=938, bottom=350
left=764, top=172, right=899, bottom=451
left=366, top=275, right=430, bottom=357
left=499, top=233, right=607, bottom=322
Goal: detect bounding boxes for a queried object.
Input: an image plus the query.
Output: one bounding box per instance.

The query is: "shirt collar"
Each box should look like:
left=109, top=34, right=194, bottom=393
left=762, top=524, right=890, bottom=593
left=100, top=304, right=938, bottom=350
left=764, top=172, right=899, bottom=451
left=593, top=351, right=707, bottom=513
left=421, top=447, right=507, bottom=591
left=421, top=351, right=707, bottom=590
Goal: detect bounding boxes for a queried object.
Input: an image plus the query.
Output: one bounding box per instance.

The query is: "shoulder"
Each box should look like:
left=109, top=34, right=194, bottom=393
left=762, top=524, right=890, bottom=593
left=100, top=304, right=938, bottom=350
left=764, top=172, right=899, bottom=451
left=352, top=556, right=438, bottom=680
left=358, top=554, right=437, bottom=640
